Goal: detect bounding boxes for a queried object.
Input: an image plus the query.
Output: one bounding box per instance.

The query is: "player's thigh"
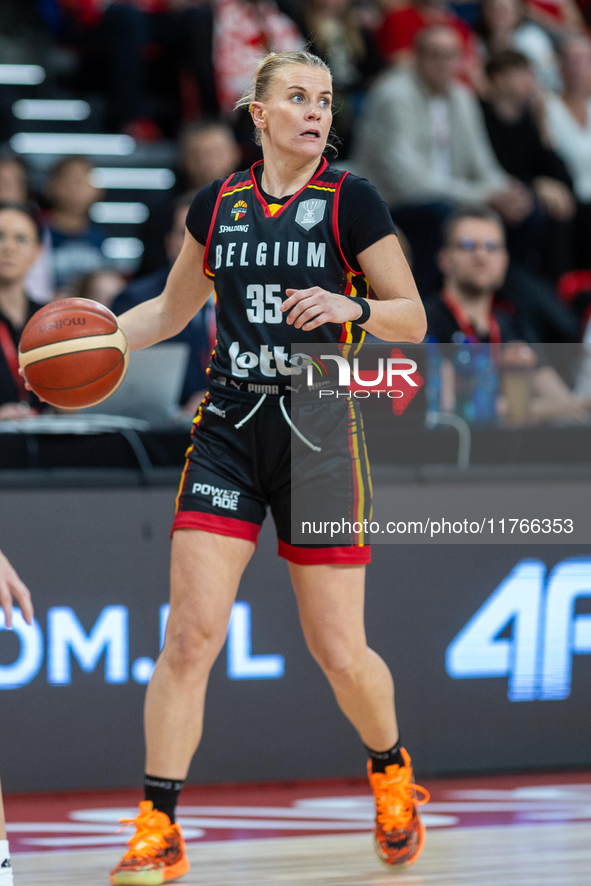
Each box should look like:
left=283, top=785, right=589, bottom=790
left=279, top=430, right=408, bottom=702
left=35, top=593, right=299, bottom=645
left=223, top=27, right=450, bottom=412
left=166, top=529, right=255, bottom=656
left=288, top=562, right=368, bottom=670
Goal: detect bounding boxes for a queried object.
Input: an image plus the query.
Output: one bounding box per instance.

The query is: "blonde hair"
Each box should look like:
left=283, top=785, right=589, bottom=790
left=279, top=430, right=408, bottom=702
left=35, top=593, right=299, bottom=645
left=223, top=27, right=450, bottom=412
left=236, top=51, right=333, bottom=146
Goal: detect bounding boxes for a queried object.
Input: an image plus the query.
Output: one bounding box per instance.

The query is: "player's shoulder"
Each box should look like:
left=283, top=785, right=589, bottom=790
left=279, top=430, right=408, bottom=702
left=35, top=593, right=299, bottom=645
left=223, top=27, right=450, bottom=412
left=328, top=167, right=389, bottom=208
left=334, top=169, right=380, bottom=194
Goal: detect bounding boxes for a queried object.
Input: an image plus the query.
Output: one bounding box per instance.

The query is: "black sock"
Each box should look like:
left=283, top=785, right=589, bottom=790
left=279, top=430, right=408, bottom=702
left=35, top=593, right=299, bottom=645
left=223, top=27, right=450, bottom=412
left=144, top=775, right=184, bottom=824
left=365, top=737, right=404, bottom=773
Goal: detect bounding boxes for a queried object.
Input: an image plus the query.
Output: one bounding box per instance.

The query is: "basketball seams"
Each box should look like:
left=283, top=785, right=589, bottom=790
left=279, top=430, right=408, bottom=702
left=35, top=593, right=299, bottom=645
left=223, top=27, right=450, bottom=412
left=25, top=349, right=126, bottom=391
left=20, top=312, right=118, bottom=351
left=20, top=299, right=119, bottom=351
left=18, top=329, right=128, bottom=368
left=31, top=298, right=117, bottom=321
left=27, top=347, right=130, bottom=409
left=63, top=346, right=130, bottom=409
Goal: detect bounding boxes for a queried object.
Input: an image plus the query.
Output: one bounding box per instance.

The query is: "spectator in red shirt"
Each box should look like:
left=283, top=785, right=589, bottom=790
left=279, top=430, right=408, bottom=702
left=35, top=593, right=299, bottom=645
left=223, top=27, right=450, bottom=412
left=525, top=0, right=585, bottom=39
left=378, top=0, right=479, bottom=82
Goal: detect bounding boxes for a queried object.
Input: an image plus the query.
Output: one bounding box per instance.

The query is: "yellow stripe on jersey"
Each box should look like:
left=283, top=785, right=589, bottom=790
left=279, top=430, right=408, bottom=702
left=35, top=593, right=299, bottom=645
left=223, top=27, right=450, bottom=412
left=221, top=183, right=254, bottom=198
left=308, top=185, right=337, bottom=193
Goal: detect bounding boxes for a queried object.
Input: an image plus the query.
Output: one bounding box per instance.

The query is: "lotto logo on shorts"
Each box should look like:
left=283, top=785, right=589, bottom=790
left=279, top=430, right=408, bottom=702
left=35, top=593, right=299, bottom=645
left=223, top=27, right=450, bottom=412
left=192, top=483, right=240, bottom=511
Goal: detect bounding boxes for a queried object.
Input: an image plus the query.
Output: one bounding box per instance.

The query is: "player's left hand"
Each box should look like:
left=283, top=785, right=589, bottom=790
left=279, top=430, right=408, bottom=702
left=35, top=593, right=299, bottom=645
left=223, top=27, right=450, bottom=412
left=282, top=287, right=362, bottom=330
left=0, top=549, right=34, bottom=628
left=18, top=367, right=48, bottom=402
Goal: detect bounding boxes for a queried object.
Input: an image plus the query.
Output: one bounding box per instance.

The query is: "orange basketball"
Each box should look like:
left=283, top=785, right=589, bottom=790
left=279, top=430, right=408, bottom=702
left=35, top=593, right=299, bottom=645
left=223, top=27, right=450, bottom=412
left=18, top=298, right=129, bottom=410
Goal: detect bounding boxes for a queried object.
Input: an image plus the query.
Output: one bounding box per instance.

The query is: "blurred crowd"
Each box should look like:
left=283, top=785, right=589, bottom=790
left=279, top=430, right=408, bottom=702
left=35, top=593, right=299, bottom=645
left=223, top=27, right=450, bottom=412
left=1, top=0, right=591, bottom=423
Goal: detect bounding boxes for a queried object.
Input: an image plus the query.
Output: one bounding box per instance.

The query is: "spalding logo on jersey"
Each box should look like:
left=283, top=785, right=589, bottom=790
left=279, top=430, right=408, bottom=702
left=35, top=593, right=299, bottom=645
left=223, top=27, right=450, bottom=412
left=296, top=199, right=326, bottom=230
left=232, top=200, right=248, bottom=221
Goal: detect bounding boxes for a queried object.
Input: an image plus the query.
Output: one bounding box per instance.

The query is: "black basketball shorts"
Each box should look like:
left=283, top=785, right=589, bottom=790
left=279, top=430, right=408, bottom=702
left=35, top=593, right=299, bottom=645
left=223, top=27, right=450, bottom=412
left=172, top=381, right=372, bottom=565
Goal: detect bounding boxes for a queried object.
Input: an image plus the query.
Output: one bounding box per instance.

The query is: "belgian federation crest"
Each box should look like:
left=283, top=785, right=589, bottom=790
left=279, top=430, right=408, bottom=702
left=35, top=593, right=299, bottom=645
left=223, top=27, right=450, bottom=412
left=295, top=199, right=326, bottom=230
left=231, top=199, right=248, bottom=221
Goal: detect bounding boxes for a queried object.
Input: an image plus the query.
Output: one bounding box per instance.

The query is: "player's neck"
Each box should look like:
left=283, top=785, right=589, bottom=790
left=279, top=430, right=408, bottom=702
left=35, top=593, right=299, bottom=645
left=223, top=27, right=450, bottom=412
left=260, top=150, right=322, bottom=200
left=0, top=283, right=27, bottom=330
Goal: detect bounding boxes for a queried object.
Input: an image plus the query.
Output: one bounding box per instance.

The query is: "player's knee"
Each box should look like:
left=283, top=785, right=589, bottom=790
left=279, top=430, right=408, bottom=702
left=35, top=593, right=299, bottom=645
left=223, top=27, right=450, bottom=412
left=309, top=641, right=366, bottom=685
left=163, top=617, right=224, bottom=676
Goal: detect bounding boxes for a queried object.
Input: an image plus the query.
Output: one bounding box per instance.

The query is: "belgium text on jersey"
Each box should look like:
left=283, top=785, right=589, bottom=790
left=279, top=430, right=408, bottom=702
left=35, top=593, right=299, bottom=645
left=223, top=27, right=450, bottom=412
left=212, top=240, right=326, bottom=269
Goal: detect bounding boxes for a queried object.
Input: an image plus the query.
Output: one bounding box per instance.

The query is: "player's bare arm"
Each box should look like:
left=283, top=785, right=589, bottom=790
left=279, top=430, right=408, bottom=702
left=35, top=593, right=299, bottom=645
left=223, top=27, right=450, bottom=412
left=0, top=549, right=33, bottom=629
left=281, top=233, right=426, bottom=343
left=118, top=232, right=211, bottom=352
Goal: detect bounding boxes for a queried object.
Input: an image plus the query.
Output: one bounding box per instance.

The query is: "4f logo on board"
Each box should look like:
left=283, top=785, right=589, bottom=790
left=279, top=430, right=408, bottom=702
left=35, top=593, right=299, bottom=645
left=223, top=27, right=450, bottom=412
left=446, top=558, right=591, bottom=701
left=231, top=200, right=247, bottom=221
left=295, top=199, right=326, bottom=230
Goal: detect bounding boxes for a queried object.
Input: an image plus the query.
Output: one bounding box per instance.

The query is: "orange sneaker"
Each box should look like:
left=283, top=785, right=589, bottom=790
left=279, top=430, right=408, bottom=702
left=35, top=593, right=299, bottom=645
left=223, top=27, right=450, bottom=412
left=367, top=748, right=430, bottom=870
left=109, top=801, right=190, bottom=885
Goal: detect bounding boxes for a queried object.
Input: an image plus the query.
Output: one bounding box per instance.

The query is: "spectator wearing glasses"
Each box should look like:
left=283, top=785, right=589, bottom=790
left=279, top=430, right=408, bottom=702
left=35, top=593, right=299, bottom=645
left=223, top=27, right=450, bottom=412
left=426, top=207, right=590, bottom=422
left=354, top=25, right=531, bottom=294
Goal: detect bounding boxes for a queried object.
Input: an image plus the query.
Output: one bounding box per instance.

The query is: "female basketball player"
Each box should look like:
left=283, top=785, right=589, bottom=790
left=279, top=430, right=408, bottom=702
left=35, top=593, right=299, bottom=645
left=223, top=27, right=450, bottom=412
left=0, top=548, right=34, bottom=886
left=109, top=51, right=428, bottom=885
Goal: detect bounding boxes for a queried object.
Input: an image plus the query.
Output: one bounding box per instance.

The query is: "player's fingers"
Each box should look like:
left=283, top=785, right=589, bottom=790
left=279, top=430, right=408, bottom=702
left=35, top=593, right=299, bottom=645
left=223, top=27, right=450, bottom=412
left=293, top=304, right=325, bottom=329
left=302, top=312, right=331, bottom=331
left=11, top=576, right=34, bottom=624
left=285, top=296, right=318, bottom=325
left=0, top=587, right=13, bottom=629
left=18, top=369, right=33, bottom=392
left=282, top=293, right=307, bottom=312
left=282, top=288, right=321, bottom=311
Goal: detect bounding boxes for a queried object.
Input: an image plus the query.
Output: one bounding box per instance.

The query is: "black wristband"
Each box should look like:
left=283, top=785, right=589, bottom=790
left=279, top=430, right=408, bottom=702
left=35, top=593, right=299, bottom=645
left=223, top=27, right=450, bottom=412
left=347, top=296, right=371, bottom=326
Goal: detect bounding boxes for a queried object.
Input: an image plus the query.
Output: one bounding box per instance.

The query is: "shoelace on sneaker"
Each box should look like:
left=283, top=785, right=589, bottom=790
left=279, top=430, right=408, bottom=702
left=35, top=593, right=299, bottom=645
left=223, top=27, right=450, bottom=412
left=117, top=802, right=171, bottom=860
left=371, top=766, right=430, bottom=833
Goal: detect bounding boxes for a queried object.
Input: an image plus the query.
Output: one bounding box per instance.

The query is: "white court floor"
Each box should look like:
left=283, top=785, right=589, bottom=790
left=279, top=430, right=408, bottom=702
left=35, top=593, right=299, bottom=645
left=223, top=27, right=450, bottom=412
left=13, top=824, right=591, bottom=886
left=6, top=771, right=591, bottom=886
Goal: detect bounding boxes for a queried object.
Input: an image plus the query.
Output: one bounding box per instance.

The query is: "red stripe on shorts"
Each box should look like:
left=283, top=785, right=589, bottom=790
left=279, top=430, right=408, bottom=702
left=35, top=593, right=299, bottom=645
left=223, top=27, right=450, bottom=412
left=277, top=540, right=371, bottom=565
left=171, top=512, right=260, bottom=543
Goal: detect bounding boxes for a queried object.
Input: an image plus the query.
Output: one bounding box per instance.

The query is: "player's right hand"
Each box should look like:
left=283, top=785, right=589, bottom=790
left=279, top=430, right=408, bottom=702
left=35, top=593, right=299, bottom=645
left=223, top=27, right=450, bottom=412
left=0, top=549, right=34, bottom=628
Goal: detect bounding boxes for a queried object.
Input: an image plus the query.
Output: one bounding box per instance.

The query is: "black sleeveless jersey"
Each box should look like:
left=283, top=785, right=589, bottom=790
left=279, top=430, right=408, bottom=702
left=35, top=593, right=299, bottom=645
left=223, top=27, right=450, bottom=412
left=202, top=158, right=369, bottom=389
